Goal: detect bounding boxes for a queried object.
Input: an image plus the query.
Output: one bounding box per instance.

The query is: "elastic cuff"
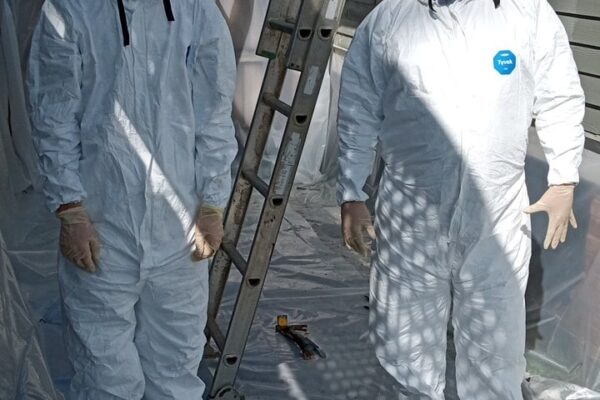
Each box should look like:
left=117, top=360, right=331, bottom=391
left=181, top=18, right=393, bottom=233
left=342, top=200, right=366, bottom=205
left=56, top=201, right=83, bottom=214
left=56, top=205, right=88, bottom=224
left=336, top=192, right=369, bottom=206
left=201, top=204, right=225, bottom=217
left=549, top=183, right=577, bottom=187
left=547, top=172, right=580, bottom=187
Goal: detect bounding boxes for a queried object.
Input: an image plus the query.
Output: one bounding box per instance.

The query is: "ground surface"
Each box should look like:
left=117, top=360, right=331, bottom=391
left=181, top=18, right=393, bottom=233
left=202, top=187, right=454, bottom=400
left=201, top=185, right=600, bottom=400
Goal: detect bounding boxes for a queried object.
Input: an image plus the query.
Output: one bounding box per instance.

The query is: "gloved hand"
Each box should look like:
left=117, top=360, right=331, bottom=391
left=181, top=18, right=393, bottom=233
left=341, top=201, right=376, bottom=257
left=193, top=205, right=224, bottom=261
left=524, top=184, right=577, bottom=250
left=57, top=205, right=101, bottom=272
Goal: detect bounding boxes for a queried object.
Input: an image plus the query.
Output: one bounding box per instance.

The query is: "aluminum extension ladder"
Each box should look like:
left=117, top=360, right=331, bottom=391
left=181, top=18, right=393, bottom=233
left=204, top=1, right=347, bottom=399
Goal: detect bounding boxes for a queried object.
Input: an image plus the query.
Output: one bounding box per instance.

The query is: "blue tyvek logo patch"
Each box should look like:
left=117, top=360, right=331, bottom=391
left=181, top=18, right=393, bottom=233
left=494, top=50, right=516, bottom=75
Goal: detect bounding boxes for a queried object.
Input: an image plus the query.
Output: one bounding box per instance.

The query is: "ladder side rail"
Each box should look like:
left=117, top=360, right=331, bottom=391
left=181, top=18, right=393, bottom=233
left=287, top=0, right=323, bottom=70
left=208, top=1, right=346, bottom=397
left=206, top=4, right=295, bottom=327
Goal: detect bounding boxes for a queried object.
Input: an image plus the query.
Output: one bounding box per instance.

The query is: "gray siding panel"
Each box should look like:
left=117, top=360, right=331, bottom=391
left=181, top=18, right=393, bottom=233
left=552, top=3, right=600, bottom=139
left=571, top=45, right=600, bottom=77
left=548, top=0, right=600, bottom=18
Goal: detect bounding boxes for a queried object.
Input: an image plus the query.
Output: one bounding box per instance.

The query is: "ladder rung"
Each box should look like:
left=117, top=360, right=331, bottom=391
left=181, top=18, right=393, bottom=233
left=207, top=317, right=226, bottom=352
left=221, top=241, right=248, bottom=275
left=268, top=18, right=295, bottom=34
left=262, top=93, right=291, bottom=117
left=242, top=169, right=269, bottom=197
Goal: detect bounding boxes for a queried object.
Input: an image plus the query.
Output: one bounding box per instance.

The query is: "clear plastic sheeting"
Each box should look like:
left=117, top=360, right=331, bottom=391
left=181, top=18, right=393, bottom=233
left=0, top=230, right=62, bottom=400
left=524, top=375, right=600, bottom=400
left=524, top=131, right=600, bottom=394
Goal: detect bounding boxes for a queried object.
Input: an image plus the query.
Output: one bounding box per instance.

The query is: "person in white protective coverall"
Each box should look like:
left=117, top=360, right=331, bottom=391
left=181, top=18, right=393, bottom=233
left=27, top=0, right=237, bottom=398
left=337, top=0, right=585, bottom=398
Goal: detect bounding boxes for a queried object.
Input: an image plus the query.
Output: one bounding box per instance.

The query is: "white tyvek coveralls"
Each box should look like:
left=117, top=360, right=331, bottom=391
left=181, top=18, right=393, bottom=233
left=337, top=0, right=585, bottom=398
left=27, top=0, right=236, bottom=398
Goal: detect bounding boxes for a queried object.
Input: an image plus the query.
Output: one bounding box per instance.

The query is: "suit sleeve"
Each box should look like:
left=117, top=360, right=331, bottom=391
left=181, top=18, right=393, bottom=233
left=28, top=0, right=85, bottom=212
left=532, top=0, right=585, bottom=185
left=336, top=11, right=387, bottom=204
left=191, top=1, right=237, bottom=208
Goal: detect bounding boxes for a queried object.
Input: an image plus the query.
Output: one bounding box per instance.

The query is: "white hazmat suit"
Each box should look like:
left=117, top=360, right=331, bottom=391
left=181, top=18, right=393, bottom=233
left=337, top=0, right=585, bottom=398
left=28, top=0, right=237, bottom=398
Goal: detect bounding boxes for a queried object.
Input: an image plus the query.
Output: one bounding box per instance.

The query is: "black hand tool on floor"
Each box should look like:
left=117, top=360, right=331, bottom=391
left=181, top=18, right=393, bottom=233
left=275, top=315, right=326, bottom=360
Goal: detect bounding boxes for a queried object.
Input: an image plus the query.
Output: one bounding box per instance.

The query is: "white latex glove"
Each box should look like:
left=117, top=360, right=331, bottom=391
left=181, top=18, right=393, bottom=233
left=524, top=184, right=577, bottom=250
left=341, top=201, right=376, bottom=257
left=57, top=205, right=101, bottom=272
left=193, top=205, right=224, bottom=261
